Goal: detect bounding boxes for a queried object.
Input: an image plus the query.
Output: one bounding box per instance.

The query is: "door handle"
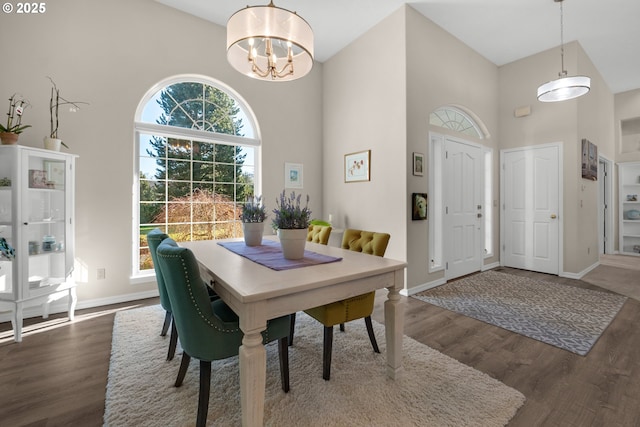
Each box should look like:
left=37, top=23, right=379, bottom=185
left=550, top=214, right=557, bottom=219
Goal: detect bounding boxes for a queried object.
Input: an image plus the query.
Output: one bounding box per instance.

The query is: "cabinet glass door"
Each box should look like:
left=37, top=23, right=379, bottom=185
left=0, top=152, right=14, bottom=297
left=22, top=152, right=69, bottom=298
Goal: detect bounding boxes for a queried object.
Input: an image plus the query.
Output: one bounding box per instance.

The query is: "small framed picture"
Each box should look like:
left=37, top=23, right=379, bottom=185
left=413, top=152, right=424, bottom=176
left=29, top=170, right=48, bottom=188
left=344, top=150, right=371, bottom=183
left=412, top=193, right=428, bottom=220
left=44, top=160, right=65, bottom=190
left=284, top=162, right=303, bottom=189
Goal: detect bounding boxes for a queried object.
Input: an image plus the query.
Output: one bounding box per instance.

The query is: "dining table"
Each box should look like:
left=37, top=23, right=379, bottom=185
left=180, top=236, right=407, bottom=427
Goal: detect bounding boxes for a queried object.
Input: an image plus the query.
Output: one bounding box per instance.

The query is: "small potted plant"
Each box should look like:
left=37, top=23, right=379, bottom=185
left=272, top=190, right=312, bottom=259
left=45, top=77, right=88, bottom=151
left=240, top=195, right=267, bottom=246
left=0, top=94, right=31, bottom=145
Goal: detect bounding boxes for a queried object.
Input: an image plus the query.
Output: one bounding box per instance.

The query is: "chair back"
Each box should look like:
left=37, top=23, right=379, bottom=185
left=156, top=238, right=243, bottom=360
left=147, top=228, right=171, bottom=312
left=307, top=224, right=332, bottom=245
left=341, top=229, right=390, bottom=257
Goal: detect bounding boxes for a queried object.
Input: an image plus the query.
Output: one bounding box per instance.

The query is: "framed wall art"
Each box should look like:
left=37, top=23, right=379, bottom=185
left=413, top=152, right=424, bottom=176
left=344, top=150, right=370, bottom=183
left=284, top=162, right=303, bottom=188
left=581, top=139, right=597, bottom=181
left=412, top=193, right=428, bottom=220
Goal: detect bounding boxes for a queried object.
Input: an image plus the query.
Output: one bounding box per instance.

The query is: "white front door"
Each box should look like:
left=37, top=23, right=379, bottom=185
left=444, top=139, right=484, bottom=279
left=502, top=144, right=560, bottom=274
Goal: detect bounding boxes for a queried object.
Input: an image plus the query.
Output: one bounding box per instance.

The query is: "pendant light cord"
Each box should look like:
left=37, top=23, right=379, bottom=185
left=558, top=0, right=567, bottom=76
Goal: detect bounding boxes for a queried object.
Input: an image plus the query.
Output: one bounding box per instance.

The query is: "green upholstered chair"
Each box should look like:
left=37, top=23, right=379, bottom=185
left=304, top=228, right=390, bottom=380
left=147, top=228, right=178, bottom=361
left=156, top=238, right=291, bottom=427
left=307, top=224, right=332, bottom=245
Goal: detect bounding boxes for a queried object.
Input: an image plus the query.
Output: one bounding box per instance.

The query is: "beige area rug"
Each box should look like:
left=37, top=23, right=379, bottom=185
left=104, top=305, right=525, bottom=427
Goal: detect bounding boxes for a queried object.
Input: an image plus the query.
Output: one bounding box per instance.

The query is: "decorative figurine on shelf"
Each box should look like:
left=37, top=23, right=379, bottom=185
left=0, top=237, right=15, bottom=260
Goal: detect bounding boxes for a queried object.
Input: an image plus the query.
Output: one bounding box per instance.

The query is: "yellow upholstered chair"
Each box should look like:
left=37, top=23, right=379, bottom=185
left=288, top=224, right=333, bottom=346
left=307, top=224, right=332, bottom=245
left=304, top=228, right=390, bottom=380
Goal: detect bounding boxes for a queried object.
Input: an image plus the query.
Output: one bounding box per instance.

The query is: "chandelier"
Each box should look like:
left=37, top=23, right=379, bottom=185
left=537, top=0, right=590, bottom=102
left=226, top=1, right=314, bottom=82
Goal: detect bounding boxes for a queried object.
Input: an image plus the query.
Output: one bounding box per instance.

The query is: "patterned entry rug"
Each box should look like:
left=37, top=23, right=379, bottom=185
left=412, top=270, right=627, bottom=356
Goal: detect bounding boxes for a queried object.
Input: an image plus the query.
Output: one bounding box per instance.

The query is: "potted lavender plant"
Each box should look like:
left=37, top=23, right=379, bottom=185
left=272, top=190, right=311, bottom=259
left=240, top=195, right=267, bottom=246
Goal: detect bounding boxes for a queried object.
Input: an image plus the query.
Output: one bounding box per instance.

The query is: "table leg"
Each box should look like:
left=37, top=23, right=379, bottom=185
left=239, top=328, right=266, bottom=427
left=384, top=270, right=405, bottom=379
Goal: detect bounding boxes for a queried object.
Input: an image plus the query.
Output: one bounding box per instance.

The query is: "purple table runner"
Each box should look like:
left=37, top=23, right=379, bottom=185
left=218, top=239, right=342, bottom=271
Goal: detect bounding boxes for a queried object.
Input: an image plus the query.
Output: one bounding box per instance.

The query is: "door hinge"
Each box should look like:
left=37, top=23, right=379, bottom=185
left=445, top=262, right=448, bottom=270
left=445, top=206, right=448, bottom=214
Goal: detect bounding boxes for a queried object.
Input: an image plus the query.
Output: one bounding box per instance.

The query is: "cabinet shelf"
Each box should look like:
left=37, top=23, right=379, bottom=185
left=0, top=145, right=77, bottom=342
left=619, top=162, right=640, bottom=256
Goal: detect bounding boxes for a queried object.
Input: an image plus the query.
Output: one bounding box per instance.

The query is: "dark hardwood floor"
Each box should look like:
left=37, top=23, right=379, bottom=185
left=1, top=267, right=639, bottom=426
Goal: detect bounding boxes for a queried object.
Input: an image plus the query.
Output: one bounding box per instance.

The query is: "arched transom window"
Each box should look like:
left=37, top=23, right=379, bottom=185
left=430, top=106, right=483, bottom=139
left=133, top=75, right=260, bottom=275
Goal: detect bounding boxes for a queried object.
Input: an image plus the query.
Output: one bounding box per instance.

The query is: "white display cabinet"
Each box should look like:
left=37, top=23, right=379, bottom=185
left=0, top=145, right=77, bottom=342
left=618, top=161, right=640, bottom=256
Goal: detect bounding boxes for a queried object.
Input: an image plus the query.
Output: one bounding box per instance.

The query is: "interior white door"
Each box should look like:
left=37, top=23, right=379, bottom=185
left=502, top=145, right=560, bottom=274
left=444, top=139, right=483, bottom=279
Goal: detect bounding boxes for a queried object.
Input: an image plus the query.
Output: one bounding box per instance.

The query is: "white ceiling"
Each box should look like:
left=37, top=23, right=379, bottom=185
left=155, top=0, right=640, bottom=94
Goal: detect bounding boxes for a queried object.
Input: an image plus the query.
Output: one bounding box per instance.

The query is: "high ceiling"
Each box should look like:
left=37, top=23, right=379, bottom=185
left=155, top=0, right=640, bottom=94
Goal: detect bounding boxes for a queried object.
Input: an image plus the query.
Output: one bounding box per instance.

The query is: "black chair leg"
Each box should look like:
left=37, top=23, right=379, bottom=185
left=196, top=360, right=211, bottom=427
left=175, top=352, right=191, bottom=387
left=278, top=337, right=290, bottom=392
left=322, top=326, right=333, bottom=381
left=364, top=316, right=380, bottom=353
left=167, top=318, right=178, bottom=361
left=161, top=310, right=171, bottom=336
left=339, top=323, right=345, bottom=332
left=289, top=313, right=296, bottom=347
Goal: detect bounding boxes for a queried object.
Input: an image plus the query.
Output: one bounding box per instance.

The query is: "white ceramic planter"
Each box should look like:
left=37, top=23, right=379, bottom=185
left=43, top=137, right=62, bottom=151
left=277, top=228, right=307, bottom=260
left=242, top=222, right=265, bottom=246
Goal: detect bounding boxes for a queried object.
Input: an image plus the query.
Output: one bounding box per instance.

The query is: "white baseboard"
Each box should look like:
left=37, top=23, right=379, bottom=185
left=560, top=261, right=600, bottom=280
left=482, top=261, right=500, bottom=271
left=0, top=289, right=160, bottom=324
left=401, top=277, right=447, bottom=296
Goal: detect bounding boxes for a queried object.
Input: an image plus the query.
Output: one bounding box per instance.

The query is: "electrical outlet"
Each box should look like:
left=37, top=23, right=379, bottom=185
left=97, top=268, right=106, bottom=280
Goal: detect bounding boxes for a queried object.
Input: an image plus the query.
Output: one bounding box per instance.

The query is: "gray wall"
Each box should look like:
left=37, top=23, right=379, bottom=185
left=0, top=0, right=323, bottom=306
left=499, top=41, right=614, bottom=274
left=405, top=6, right=499, bottom=289
left=1, top=0, right=632, bottom=311
left=322, top=7, right=407, bottom=263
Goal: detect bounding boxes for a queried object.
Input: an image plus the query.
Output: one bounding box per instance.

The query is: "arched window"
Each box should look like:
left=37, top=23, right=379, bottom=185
left=133, top=75, right=260, bottom=275
left=429, top=106, right=484, bottom=139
